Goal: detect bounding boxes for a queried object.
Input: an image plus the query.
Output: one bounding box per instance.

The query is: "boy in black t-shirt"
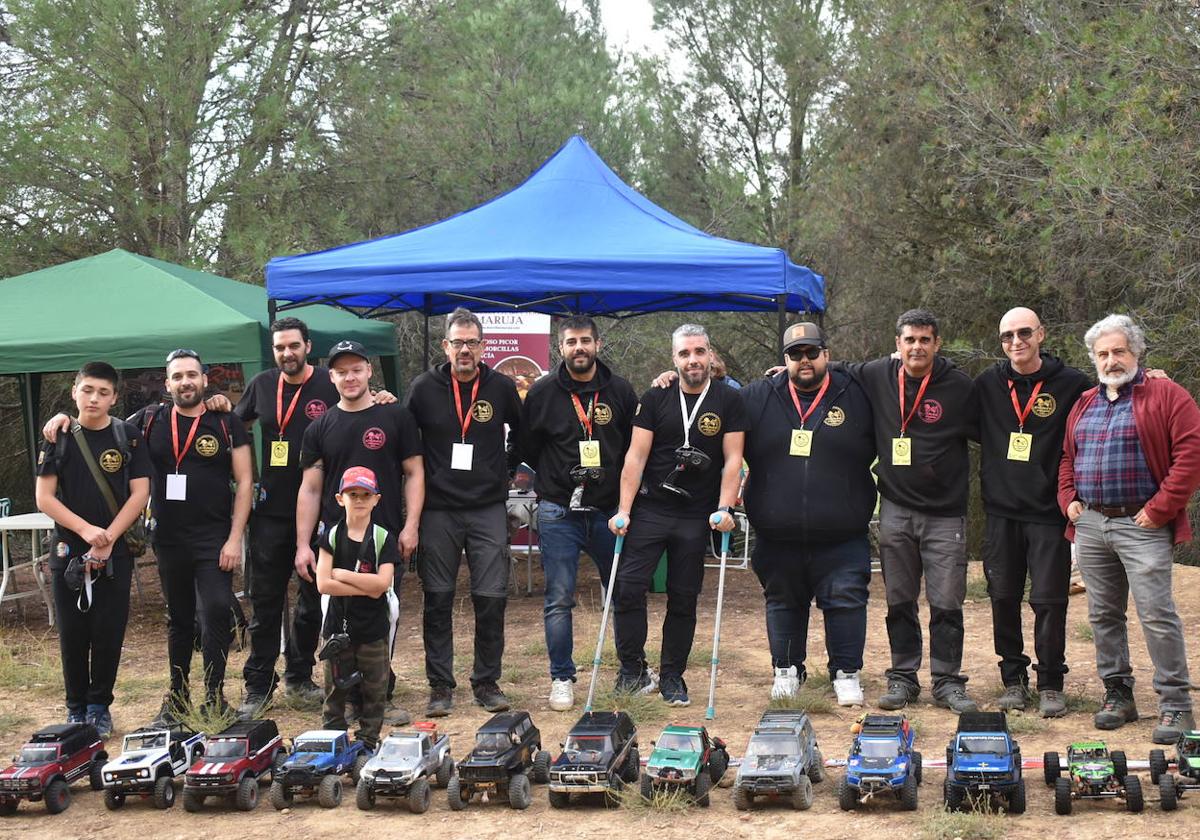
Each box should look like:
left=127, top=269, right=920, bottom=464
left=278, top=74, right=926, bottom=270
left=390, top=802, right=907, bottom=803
left=316, top=466, right=399, bottom=749
left=35, top=362, right=152, bottom=737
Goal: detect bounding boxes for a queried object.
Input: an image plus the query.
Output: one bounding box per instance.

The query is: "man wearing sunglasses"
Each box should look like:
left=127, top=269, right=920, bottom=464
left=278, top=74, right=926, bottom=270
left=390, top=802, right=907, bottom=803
left=739, top=323, right=877, bottom=706
left=973, top=307, right=1090, bottom=718
left=403, top=307, right=522, bottom=717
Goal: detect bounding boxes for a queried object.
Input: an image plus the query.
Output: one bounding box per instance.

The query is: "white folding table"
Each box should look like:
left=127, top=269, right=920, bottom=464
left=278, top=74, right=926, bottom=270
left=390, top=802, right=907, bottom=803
left=0, top=511, right=56, bottom=625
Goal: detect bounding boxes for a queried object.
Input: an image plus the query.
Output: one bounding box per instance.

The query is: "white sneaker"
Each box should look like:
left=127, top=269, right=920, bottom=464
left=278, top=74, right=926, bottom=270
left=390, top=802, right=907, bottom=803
left=833, top=669, right=864, bottom=707
left=549, top=679, right=574, bottom=711
left=771, top=665, right=801, bottom=700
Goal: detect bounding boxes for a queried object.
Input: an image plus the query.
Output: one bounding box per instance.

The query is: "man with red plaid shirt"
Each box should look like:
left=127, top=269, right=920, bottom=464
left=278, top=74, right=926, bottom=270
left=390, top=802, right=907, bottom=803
left=1059, top=313, right=1200, bottom=743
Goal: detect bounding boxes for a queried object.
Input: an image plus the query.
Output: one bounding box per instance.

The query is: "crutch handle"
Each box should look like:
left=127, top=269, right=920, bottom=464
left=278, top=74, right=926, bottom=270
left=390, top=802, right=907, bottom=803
left=709, top=512, right=722, bottom=526
left=614, top=515, right=627, bottom=529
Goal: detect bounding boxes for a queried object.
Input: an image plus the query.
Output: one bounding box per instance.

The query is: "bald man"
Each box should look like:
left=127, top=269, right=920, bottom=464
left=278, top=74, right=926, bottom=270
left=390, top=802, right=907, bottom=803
left=974, top=308, right=1090, bottom=717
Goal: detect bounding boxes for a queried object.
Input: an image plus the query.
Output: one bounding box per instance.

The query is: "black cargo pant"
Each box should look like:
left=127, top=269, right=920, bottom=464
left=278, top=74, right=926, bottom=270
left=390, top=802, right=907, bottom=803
left=982, top=514, right=1070, bottom=692
left=322, top=637, right=390, bottom=750
left=242, top=514, right=321, bottom=696
left=155, top=540, right=234, bottom=697
left=51, top=554, right=133, bottom=711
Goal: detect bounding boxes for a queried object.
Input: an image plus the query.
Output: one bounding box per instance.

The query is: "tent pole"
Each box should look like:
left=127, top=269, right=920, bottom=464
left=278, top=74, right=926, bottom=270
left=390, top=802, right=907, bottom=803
left=422, top=295, right=431, bottom=369
left=19, top=373, right=42, bottom=496
left=776, top=295, right=787, bottom=361
left=268, top=297, right=277, bottom=325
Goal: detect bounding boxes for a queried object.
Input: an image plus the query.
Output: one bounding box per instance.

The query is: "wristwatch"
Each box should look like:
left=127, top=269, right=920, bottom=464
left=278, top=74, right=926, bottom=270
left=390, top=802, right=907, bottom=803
left=717, top=505, right=733, bottom=514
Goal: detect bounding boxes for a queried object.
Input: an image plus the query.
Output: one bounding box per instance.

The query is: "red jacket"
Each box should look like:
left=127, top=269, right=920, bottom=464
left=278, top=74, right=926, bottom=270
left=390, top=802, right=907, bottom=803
left=1058, top=374, right=1200, bottom=544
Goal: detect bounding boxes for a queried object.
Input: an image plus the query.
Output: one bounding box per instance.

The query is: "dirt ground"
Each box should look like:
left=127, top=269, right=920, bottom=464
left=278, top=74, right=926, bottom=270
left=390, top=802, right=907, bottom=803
left=0, top=550, right=1195, bottom=840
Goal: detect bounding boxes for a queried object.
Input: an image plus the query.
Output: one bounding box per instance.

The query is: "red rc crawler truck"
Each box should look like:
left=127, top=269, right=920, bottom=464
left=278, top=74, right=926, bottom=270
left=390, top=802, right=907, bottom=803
left=0, top=723, right=107, bottom=815
left=182, top=719, right=285, bottom=812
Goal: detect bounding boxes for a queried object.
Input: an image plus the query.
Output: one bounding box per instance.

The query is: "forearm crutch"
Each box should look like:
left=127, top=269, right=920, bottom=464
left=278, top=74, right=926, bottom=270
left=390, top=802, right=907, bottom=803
left=583, top=518, right=626, bottom=713
left=705, top=521, right=733, bottom=720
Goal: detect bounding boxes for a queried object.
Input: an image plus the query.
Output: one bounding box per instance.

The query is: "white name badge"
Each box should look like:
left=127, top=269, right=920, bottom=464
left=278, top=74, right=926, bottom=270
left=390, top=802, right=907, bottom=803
left=892, top=437, right=912, bottom=466
left=579, top=439, right=601, bottom=467
left=1007, top=432, right=1033, bottom=462
left=451, top=442, right=474, bottom=471
left=789, top=429, right=813, bottom=457
left=166, top=473, right=188, bottom=501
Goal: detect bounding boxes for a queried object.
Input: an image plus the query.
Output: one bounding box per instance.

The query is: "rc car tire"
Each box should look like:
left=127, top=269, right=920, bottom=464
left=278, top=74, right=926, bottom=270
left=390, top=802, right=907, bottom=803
left=351, top=754, right=369, bottom=784
left=548, top=788, right=570, bottom=809
left=732, top=784, right=752, bottom=811
left=1043, top=751, right=1061, bottom=786
left=532, top=750, right=552, bottom=784
left=408, top=777, right=431, bottom=814
left=236, top=776, right=260, bottom=811
left=44, top=779, right=71, bottom=815
left=182, top=790, right=205, bottom=812
left=508, top=772, right=532, bottom=810
left=447, top=775, right=467, bottom=810
left=640, top=773, right=653, bottom=800
left=694, top=769, right=712, bottom=807
left=1124, top=775, right=1143, bottom=813
left=623, top=745, right=641, bottom=783
left=900, top=771, right=918, bottom=811
left=1008, top=778, right=1026, bottom=814
left=837, top=777, right=858, bottom=811
left=1160, top=774, right=1178, bottom=811
left=270, top=781, right=293, bottom=810
left=356, top=779, right=375, bottom=811
left=792, top=774, right=813, bottom=811
left=945, top=781, right=964, bottom=812
left=1149, top=749, right=1168, bottom=784
left=0, top=799, right=16, bottom=816
left=436, top=754, right=453, bottom=787
left=1112, top=750, right=1129, bottom=782
left=89, top=754, right=107, bottom=791
left=1054, top=777, right=1072, bottom=815
left=103, top=789, right=125, bottom=810
left=153, top=775, right=176, bottom=809
left=912, top=750, right=923, bottom=785
left=808, top=746, right=825, bottom=783
left=709, top=747, right=730, bottom=784
left=317, top=775, right=342, bottom=809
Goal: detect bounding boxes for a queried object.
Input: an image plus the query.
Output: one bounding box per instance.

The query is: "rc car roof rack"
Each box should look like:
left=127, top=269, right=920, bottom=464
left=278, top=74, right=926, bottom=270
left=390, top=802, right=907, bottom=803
left=956, top=712, right=1009, bottom=734
left=859, top=715, right=904, bottom=735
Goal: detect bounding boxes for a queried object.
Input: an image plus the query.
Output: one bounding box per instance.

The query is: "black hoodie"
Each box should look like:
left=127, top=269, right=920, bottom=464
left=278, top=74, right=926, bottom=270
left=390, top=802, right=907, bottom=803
left=518, top=358, right=638, bottom=510
left=404, top=362, right=521, bottom=510
left=975, top=352, right=1091, bottom=524
left=843, top=356, right=979, bottom=516
left=741, top=369, right=877, bottom=542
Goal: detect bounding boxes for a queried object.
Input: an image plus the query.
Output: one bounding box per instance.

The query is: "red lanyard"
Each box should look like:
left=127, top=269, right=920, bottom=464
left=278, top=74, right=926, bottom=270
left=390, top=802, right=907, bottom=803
left=897, top=367, right=932, bottom=437
left=451, top=376, right=481, bottom=442
left=571, top=391, right=598, bottom=439
left=787, top=376, right=830, bottom=429
left=171, top=406, right=204, bottom=472
left=1007, top=379, right=1044, bottom=433
left=276, top=365, right=313, bottom=440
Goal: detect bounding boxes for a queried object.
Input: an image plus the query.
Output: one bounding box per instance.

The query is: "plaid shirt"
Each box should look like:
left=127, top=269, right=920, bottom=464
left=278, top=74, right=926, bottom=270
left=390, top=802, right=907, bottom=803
left=1072, top=369, right=1158, bottom=506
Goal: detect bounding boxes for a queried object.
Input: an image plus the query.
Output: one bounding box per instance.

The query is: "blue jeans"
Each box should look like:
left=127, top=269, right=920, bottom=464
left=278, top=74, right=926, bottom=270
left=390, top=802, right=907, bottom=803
left=537, top=501, right=616, bottom=681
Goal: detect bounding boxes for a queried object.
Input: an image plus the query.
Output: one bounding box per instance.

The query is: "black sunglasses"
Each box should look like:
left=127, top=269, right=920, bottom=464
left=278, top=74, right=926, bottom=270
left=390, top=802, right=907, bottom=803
left=166, top=348, right=201, bottom=363
left=999, top=327, right=1038, bottom=345
left=786, top=345, right=824, bottom=361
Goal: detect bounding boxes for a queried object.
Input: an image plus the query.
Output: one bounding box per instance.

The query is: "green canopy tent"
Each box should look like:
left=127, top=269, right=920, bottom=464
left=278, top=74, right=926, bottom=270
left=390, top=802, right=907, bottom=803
left=0, top=248, right=399, bottom=487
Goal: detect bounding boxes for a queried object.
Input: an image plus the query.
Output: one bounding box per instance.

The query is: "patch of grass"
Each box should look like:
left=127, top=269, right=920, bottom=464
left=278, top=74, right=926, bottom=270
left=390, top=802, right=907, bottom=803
left=614, top=780, right=696, bottom=812
left=174, top=692, right=237, bottom=735
left=920, top=807, right=1006, bottom=840
left=964, top=571, right=990, bottom=602
left=767, top=673, right=835, bottom=715
left=0, top=631, right=62, bottom=694
left=1076, top=621, right=1094, bottom=641
left=586, top=686, right=669, bottom=728
left=1064, top=691, right=1100, bottom=714
left=114, top=675, right=162, bottom=706
left=0, top=711, right=31, bottom=733
left=1004, top=712, right=1046, bottom=735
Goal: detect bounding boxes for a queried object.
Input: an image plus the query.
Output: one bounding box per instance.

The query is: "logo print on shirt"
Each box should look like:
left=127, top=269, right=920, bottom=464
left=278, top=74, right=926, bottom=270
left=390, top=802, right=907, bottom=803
left=824, top=406, right=846, bottom=427
left=195, top=434, right=220, bottom=457
left=471, top=400, right=494, bottom=422
left=697, top=412, right=722, bottom=436
left=917, top=399, right=943, bottom=424
left=304, top=399, right=327, bottom=420
left=362, top=427, right=387, bottom=450
left=594, top=403, right=613, bottom=425
left=1032, top=393, right=1056, bottom=418
left=99, top=449, right=123, bottom=473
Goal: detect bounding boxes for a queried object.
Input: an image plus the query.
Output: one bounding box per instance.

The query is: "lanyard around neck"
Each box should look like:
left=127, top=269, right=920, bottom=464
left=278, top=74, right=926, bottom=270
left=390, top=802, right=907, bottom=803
left=678, top=379, right=711, bottom=448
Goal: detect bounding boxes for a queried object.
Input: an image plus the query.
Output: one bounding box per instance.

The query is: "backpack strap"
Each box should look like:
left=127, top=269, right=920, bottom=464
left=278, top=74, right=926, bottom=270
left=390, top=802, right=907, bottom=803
left=110, top=417, right=132, bottom=462
left=69, top=422, right=122, bottom=518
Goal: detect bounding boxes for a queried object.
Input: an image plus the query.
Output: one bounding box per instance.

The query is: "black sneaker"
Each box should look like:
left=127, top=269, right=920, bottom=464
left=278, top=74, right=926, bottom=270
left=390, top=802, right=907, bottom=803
left=996, top=683, right=1031, bottom=711
left=202, top=692, right=233, bottom=719
left=615, top=668, right=659, bottom=696
left=66, top=708, right=87, bottom=725
left=237, top=692, right=271, bottom=721
left=933, top=684, right=978, bottom=715
left=426, top=686, right=453, bottom=717
left=473, top=682, right=511, bottom=713
left=1153, top=710, right=1195, bottom=744
left=660, top=675, right=690, bottom=707
left=86, top=705, right=114, bottom=739
left=283, top=679, right=324, bottom=709
left=878, top=679, right=919, bottom=711
left=1094, top=682, right=1138, bottom=730
left=150, top=693, right=184, bottom=728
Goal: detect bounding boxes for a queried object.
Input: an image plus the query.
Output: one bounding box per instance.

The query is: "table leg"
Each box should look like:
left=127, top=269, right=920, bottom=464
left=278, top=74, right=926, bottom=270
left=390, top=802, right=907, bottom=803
left=31, top=529, right=54, bottom=627
left=0, top=529, right=9, bottom=606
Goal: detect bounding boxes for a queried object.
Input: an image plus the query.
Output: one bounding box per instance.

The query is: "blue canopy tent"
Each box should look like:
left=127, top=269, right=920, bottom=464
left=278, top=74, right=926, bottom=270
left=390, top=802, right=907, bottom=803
left=266, top=135, right=824, bottom=357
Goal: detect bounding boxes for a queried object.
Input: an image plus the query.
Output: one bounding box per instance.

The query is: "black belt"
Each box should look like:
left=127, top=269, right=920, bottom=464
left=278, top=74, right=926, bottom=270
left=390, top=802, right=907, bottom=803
left=1086, top=503, right=1142, bottom=518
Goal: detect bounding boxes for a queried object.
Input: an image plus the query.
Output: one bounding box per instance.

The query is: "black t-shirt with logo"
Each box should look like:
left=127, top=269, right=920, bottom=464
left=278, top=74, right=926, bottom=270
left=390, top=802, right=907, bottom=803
left=134, top=405, right=250, bottom=547
left=235, top=366, right=338, bottom=520
left=299, top=403, right=423, bottom=533
left=36, top=420, right=153, bottom=567
left=318, top=521, right=398, bottom=644
left=632, top=379, right=748, bottom=517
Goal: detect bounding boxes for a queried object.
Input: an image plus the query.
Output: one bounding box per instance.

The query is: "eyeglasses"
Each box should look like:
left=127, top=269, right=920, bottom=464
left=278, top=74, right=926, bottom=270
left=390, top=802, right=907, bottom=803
left=999, top=327, right=1038, bottom=345
left=447, top=339, right=482, bottom=350
left=166, top=348, right=201, bottom=363
left=786, top=346, right=824, bottom=361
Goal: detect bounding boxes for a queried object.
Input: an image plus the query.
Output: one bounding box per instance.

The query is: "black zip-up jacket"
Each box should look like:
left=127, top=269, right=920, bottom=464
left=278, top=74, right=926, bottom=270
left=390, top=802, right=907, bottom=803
left=842, top=355, right=979, bottom=516
left=741, top=369, right=878, bottom=542
left=975, top=352, right=1091, bottom=524
left=404, top=362, right=521, bottom=510
left=518, top=359, right=638, bottom=510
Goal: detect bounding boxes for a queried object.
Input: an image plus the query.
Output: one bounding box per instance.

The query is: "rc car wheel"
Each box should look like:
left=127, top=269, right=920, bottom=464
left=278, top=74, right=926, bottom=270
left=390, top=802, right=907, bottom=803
left=532, top=750, right=552, bottom=784
left=351, top=754, right=370, bottom=784
left=1124, top=775, right=1143, bottom=813
left=1007, top=778, right=1026, bottom=815
left=103, top=789, right=125, bottom=810
left=837, top=777, right=858, bottom=811
left=1053, top=777, right=1072, bottom=815
left=182, top=790, right=205, bottom=812
left=89, top=754, right=107, bottom=791
left=270, top=781, right=293, bottom=810
left=1160, top=774, right=1178, bottom=811
left=0, top=799, right=18, bottom=816
left=732, top=784, right=752, bottom=811
left=1149, top=749, right=1168, bottom=784
left=408, top=777, right=431, bottom=814
left=317, top=775, right=343, bottom=809
left=236, top=776, right=260, bottom=811
left=623, top=745, right=641, bottom=783
left=792, top=775, right=813, bottom=811
left=1112, top=750, right=1129, bottom=782
left=447, top=775, right=468, bottom=810
left=508, top=772, right=532, bottom=810
left=153, top=775, right=176, bottom=809
left=808, top=746, right=824, bottom=783
left=912, top=751, right=923, bottom=785
left=355, top=778, right=375, bottom=811
left=944, top=781, right=964, bottom=812
left=709, top=747, right=730, bottom=784
left=548, top=788, right=570, bottom=809
left=436, top=754, right=454, bottom=787
left=44, top=779, right=71, bottom=815
left=1043, top=751, right=1061, bottom=786
left=640, top=773, right=653, bottom=801
left=694, top=770, right=712, bottom=807
left=900, top=771, right=918, bottom=811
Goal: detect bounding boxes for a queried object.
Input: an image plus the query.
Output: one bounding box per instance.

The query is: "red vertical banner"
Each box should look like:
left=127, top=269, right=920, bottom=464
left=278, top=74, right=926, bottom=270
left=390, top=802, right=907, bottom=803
left=479, top=312, right=552, bottom=401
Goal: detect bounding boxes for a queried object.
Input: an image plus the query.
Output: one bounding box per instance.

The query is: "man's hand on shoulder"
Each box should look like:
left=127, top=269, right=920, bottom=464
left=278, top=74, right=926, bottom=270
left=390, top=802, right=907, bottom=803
left=204, top=394, right=233, bottom=412
left=651, top=371, right=677, bottom=389
left=42, top=413, right=72, bottom=443
left=371, top=389, right=398, bottom=405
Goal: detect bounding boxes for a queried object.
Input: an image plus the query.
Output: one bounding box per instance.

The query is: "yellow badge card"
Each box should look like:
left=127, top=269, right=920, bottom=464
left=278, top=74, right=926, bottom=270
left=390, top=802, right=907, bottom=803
left=579, top=440, right=601, bottom=467
left=270, top=440, right=289, bottom=467
left=789, top=429, right=813, bottom=457
left=892, top=437, right=911, bottom=466
left=1007, top=432, right=1033, bottom=462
